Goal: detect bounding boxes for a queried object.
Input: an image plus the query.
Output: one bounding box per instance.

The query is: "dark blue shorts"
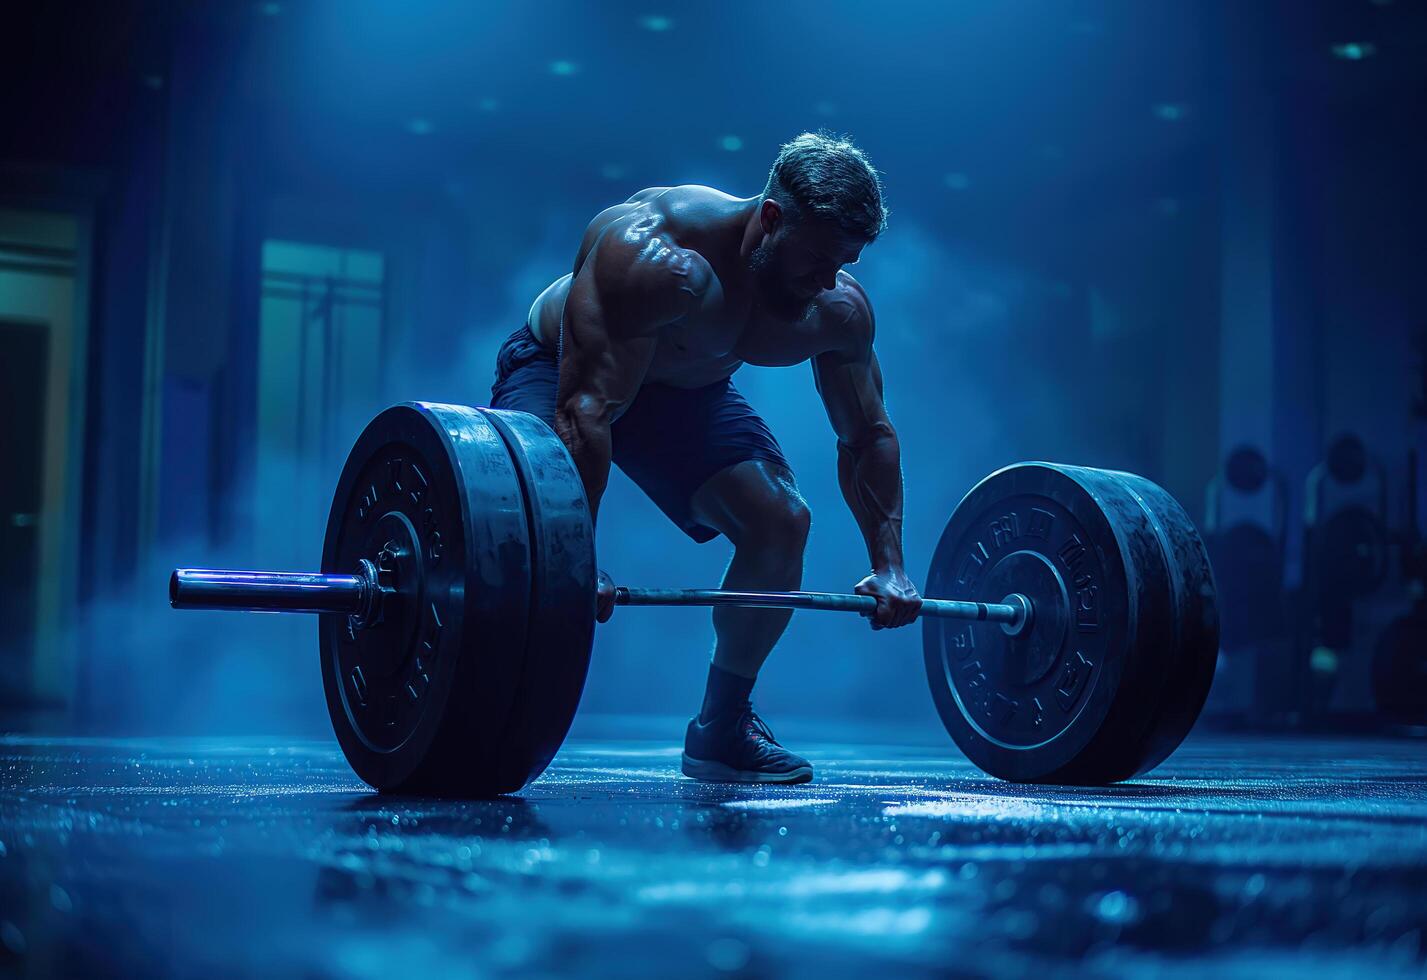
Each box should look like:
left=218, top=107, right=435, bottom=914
left=489, top=324, right=792, bottom=543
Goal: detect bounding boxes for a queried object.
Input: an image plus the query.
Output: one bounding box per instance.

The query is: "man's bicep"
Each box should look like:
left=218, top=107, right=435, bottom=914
left=558, top=261, right=656, bottom=420
left=813, top=279, right=892, bottom=443
left=812, top=347, right=893, bottom=446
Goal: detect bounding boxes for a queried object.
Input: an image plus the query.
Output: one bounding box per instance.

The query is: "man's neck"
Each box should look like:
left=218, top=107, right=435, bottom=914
left=732, top=196, right=763, bottom=263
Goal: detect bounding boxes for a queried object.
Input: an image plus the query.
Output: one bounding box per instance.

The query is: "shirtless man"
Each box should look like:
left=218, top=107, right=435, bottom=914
left=490, top=133, right=922, bottom=784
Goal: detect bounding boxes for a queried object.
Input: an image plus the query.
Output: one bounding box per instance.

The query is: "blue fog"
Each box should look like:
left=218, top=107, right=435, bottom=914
left=79, top=1, right=1231, bottom=734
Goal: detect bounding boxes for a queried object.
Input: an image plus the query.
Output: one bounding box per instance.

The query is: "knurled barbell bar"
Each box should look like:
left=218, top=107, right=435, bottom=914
left=168, top=402, right=1219, bottom=796
left=171, top=569, right=1032, bottom=630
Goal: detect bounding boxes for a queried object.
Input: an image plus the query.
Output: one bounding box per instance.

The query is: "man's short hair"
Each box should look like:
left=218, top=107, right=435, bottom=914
left=762, top=131, right=888, bottom=241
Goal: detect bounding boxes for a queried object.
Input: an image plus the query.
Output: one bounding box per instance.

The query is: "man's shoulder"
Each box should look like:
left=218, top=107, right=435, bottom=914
left=584, top=206, right=715, bottom=322
left=592, top=212, right=713, bottom=290
left=621, top=184, right=743, bottom=239
left=640, top=182, right=738, bottom=208
left=623, top=186, right=672, bottom=204
left=812, top=272, right=875, bottom=352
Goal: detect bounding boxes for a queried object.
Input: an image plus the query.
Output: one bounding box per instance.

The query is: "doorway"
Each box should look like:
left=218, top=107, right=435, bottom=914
left=0, top=321, right=50, bottom=704
left=0, top=207, right=85, bottom=712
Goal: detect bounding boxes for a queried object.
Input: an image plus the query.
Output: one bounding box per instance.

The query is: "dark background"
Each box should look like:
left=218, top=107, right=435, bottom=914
left=1, top=0, right=1423, bottom=738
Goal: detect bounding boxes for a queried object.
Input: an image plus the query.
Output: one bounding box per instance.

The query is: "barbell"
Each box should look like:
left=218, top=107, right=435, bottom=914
left=169, top=402, right=1219, bottom=796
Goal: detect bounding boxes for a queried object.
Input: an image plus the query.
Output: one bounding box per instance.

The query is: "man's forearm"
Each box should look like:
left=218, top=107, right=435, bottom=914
left=555, top=401, right=613, bottom=524
left=836, top=429, right=906, bottom=571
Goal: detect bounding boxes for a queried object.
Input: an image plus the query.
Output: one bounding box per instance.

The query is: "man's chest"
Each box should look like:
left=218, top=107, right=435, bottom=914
left=652, top=303, right=832, bottom=368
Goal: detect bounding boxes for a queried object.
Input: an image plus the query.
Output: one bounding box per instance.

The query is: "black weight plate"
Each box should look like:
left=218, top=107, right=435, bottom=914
left=320, top=402, right=533, bottom=795
left=479, top=408, right=598, bottom=793
left=1206, top=522, right=1283, bottom=648
left=1022, top=465, right=1187, bottom=783
left=1313, top=505, right=1389, bottom=599
left=1102, top=469, right=1219, bottom=776
left=923, top=463, right=1181, bottom=784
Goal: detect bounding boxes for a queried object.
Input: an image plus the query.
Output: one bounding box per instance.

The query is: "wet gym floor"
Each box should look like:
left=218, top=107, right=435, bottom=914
left=1, top=725, right=1425, bottom=979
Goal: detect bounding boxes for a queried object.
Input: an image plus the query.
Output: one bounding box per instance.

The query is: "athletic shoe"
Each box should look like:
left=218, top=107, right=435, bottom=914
left=681, top=703, right=813, bottom=784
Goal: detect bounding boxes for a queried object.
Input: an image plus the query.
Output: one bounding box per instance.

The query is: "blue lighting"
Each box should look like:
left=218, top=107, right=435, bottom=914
left=1330, top=42, right=1376, bottom=61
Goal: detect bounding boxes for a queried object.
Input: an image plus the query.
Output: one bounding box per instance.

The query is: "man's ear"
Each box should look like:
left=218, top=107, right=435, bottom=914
left=759, top=199, right=783, bottom=236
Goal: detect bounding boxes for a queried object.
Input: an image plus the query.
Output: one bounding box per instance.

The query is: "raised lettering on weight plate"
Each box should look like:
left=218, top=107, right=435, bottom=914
left=421, top=602, right=444, bottom=664
left=1026, top=508, right=1054, bottom=541
left=357, top=483, right=380, bottom=521
left=959, top=659, right=987, bottom=691
left=992, top=692, right=1020, bottom=724
left=408, top=464, right=429, bottom=507
left=957, top=541, right=990, bottom=587
left=407, top=666, right=428, bottom=702
left=1054, top=651, right=1093, bottom=713
left=349, top=665, right=368, bottom=708
left=1057, top=534, right=1087, bottom=574
left=1075, top=583, right=1100, bottom=632
left=1056, top=534, right=1100, bottom=632
left=949, top=624, right=975, bottom=660
left=959, top=660, right=989, bottom=719
left=988, top=514, right=1020, bottom=549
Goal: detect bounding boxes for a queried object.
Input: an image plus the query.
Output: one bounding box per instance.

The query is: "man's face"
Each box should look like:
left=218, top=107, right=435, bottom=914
left=749, top=213, right=867, bottom=322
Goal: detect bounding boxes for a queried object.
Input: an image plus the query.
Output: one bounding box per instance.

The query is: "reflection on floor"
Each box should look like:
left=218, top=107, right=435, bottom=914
left=1, top=728, right=1425, bottom=978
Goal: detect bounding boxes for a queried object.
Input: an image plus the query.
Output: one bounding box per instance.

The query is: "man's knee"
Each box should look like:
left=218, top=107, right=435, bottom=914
left=729, top=492, right=811, bottom=556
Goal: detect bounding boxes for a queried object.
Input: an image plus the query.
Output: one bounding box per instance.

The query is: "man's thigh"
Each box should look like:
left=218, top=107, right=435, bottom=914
left=611, top=378, right=794, bottom=543
left=689, top=458, right=807, bottom=544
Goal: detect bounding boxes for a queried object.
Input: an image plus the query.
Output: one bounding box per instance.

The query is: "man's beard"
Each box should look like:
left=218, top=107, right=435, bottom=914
left=749, top=240, right=816, bottom=322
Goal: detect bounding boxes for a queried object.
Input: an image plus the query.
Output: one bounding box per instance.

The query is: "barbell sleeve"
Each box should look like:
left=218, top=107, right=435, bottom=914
left=613, top=586, right=1028, bottom=629
left=170, top=568, right=372, bottom=616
